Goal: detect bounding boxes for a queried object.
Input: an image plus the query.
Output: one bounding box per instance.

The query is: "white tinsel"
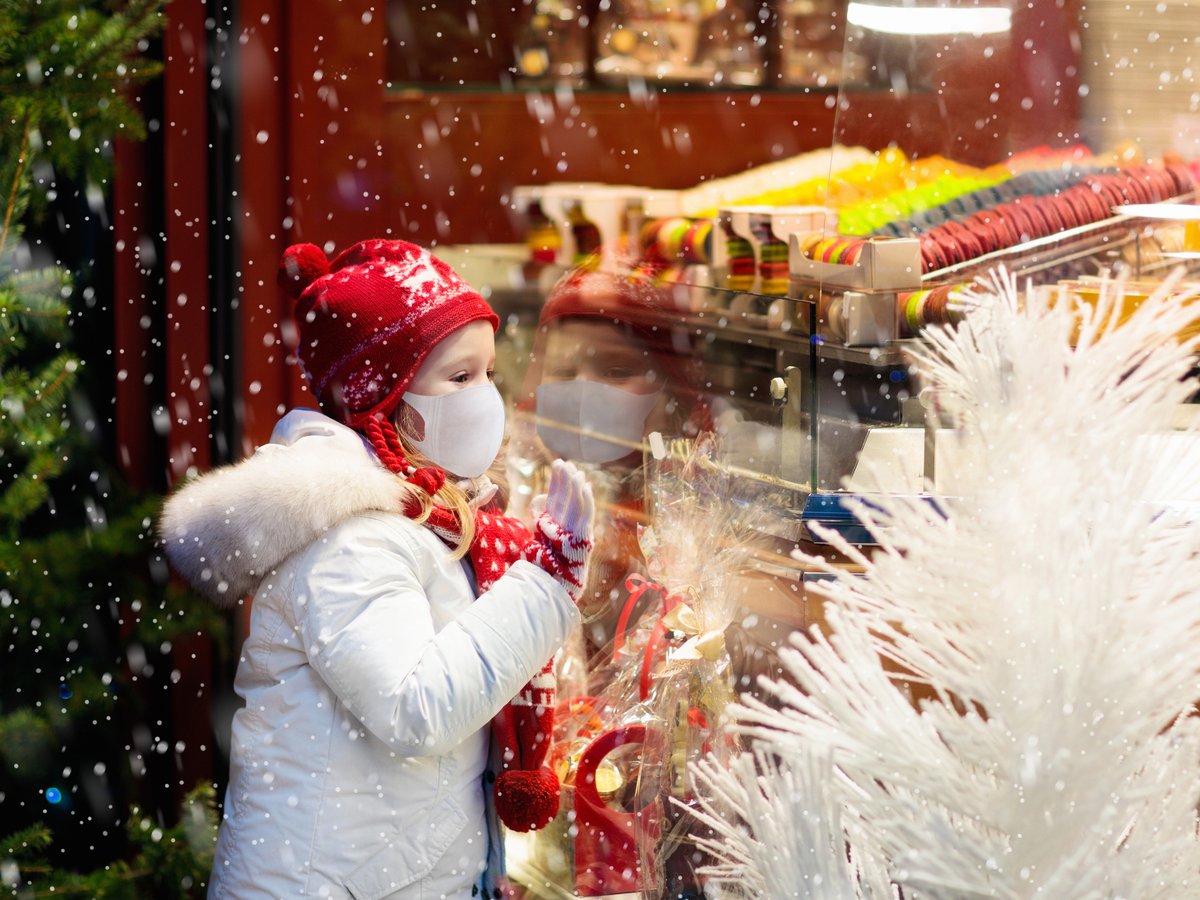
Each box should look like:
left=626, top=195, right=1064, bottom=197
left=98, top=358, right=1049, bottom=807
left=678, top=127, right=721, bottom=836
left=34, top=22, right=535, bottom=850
left=690, top=270, right=1200, bottom=898
left=689, top=747, right=894, bottom=899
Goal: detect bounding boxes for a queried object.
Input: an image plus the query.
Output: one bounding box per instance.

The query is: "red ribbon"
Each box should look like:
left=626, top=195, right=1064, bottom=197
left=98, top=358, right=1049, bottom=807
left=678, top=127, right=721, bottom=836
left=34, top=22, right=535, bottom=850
left=613, top=573, right=684, bottom=701
left=612, top=574, right=664, bottom=663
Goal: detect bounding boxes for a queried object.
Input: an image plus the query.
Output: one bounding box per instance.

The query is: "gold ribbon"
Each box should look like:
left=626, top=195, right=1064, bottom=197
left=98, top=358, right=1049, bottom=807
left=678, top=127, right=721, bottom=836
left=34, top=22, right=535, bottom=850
left=661, top=601, right=727, bottom=663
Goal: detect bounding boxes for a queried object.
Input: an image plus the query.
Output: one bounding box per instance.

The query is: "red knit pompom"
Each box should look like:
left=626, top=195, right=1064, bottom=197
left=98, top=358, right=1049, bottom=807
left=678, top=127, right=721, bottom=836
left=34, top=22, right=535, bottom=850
left=494, top=768, right=560, bottom=832
left=277, top=243, right=330, bottom=300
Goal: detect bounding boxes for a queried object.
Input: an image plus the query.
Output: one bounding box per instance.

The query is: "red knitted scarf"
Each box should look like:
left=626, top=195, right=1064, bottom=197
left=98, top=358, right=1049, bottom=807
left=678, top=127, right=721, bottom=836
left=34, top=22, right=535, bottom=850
left=364, top=415, right=560, bottom=832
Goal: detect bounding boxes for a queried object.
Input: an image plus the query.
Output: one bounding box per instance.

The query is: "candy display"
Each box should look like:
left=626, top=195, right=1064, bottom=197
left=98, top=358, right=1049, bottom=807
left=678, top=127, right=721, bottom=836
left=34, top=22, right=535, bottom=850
left=743, top=147, right=966, bottom=210
left=872, top=166, right=1096, bottom=238
left=752, top=218, right=791, bottom=295
left=836, top=170, right=1006, bottom=236
left=739, top=146, right=1087, bottom=217
left=857, top=146, right=1096, bottom=236
left=614, top=146, right=1107, bottom=300
left=791, top=163, right=1198, bottom=282
left=914, top=163, right=1197, bottom=273
left=795, top=232, right=867, bottom=266
left=665, top=144, right=874, bottom=216
left=633, top=215, right=713, bottom=283
left=720, top=232, right=756, bottom=292
left=717, top=217, right=794, bottom=296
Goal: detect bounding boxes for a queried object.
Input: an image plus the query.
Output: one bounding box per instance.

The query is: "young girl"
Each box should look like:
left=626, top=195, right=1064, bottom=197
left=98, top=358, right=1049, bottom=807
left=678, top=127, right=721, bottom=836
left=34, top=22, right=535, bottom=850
left=161, top=239, right=594, bottom=899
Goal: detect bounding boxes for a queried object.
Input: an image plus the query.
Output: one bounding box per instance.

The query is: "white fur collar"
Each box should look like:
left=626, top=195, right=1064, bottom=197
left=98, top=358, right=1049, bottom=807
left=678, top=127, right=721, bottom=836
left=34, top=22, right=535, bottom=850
left=159, top=410, right=407, bottom=607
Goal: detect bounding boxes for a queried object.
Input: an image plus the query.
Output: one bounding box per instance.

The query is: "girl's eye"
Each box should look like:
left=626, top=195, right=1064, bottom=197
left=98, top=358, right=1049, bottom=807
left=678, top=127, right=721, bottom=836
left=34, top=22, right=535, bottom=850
left=487, top=370, right=495, bottom=382
left=605, top=367, right=636, bottom=380
left=450, top=372, right=470, bottom=384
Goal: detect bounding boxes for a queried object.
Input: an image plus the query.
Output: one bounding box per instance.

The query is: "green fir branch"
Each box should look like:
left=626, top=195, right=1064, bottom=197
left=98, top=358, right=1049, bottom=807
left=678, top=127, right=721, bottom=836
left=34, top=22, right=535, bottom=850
left=0, top=448, right=57, bottom=522
left=0, top=787, right=217, bottom=898
left=0, top=0, right=167, bottom=198
left=0, top=821, right=53, bottom=860
left=0, top=7, right=218, bottom=898
left=0, top=108, right=30, bottom=255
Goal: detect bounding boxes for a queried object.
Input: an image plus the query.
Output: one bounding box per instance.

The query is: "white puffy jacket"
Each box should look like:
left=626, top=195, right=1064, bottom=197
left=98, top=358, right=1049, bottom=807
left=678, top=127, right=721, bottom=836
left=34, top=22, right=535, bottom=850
left=160, top=409, right=579, bottom=899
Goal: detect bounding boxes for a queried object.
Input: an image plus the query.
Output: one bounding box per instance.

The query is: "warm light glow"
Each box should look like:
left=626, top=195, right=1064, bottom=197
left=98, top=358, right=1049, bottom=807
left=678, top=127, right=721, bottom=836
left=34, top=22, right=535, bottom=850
left=846, top=2, right=1013, bottom=35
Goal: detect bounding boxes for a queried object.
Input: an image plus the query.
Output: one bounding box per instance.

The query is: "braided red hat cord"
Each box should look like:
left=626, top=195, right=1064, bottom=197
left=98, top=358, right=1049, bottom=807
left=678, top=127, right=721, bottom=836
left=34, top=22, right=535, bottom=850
left=363, top=416, right=447, bottom=516
left=363, top=415, right=411, bottom=474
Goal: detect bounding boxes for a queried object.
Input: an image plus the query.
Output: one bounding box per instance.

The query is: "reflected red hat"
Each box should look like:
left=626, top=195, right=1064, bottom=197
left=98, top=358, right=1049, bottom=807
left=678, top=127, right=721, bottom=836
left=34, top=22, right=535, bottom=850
left=278, top=239, right=499, bottom=427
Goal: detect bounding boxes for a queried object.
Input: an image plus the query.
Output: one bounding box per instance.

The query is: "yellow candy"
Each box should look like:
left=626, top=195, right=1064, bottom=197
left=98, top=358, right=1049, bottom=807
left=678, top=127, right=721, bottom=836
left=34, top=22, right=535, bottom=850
left=593, top=759, right=624, bottom=796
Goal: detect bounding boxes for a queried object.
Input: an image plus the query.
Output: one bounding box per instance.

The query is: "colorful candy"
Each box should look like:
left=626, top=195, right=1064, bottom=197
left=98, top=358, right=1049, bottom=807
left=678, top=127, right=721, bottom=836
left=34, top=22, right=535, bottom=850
left=724, top=233, right=757, bottom=292
left=916, top=164, right=1195, bottom=274
left=897, top=284, right=971, bottom=337
left=796, top=233, right=867, bottom=266
left=751, top=219, right=791, bottom=295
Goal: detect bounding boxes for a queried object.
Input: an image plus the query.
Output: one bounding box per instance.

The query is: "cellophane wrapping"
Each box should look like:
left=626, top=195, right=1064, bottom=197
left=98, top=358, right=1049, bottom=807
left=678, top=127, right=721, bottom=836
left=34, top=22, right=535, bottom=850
left=627, top=434, right=784, bottom=898
left=507, top=435, right=782, bottom=899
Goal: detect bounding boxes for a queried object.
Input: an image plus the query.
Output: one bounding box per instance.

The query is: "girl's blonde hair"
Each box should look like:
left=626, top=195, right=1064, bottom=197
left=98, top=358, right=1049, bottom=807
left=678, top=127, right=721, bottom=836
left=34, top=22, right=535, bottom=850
left=391, top=404, right=510, bottom=560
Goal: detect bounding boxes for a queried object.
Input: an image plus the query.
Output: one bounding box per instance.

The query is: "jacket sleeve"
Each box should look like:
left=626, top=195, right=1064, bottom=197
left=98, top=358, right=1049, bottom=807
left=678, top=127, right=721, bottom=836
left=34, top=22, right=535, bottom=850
left=287, top=513, right=580, bottom=757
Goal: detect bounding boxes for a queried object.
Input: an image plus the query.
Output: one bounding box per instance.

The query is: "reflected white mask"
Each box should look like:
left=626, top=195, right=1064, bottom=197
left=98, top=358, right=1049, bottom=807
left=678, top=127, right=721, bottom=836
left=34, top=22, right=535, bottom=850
left=536, top=380, right=662, bottom=464
left=401, top=382, right=505, bottom=478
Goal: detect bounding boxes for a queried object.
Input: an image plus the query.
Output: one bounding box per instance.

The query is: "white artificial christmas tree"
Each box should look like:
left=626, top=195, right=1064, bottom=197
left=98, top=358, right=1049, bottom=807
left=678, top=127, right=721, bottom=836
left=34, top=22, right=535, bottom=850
left=689, top=270, right=1200, bottom=899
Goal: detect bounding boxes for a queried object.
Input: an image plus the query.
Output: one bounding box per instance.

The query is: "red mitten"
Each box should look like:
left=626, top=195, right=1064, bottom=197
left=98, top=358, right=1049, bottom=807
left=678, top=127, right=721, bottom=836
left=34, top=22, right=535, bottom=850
left=468, top=511, right=562, bottom=832
left=493, top=659, right=559, bottom=831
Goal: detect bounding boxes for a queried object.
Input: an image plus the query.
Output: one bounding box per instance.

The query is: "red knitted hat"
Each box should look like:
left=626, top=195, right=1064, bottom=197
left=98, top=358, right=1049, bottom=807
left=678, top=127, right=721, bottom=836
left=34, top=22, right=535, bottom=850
left=278, top=239, right=500, bottom=427
left=523, top=268, right=712, bottom=433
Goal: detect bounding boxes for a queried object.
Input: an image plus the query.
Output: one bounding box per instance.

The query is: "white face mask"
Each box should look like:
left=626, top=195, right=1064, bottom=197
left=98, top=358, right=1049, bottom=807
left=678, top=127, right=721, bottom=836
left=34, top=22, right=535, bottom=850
left=401, top=382, right=506, bottom=478
left=536, top=380, right=662, bottom=464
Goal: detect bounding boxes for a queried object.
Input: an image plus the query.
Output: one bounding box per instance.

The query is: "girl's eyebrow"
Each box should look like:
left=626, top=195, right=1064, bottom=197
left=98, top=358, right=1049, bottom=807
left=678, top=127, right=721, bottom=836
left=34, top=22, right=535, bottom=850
left=438, top=351, right=494, bottom=372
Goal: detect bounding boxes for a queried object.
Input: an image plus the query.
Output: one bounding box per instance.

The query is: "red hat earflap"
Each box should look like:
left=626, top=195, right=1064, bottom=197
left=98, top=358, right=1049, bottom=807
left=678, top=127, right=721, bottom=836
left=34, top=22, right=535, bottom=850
left=492, top=658, right=560, bottom=832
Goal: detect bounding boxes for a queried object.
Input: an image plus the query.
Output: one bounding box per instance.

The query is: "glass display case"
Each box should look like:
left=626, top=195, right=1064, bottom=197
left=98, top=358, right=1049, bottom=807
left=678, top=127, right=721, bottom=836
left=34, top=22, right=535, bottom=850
left=429, top=2, right=1200, bottom=897
left=463, top=0, right=1200, bottom=557
left=787, top=0, right=1200, bottom=538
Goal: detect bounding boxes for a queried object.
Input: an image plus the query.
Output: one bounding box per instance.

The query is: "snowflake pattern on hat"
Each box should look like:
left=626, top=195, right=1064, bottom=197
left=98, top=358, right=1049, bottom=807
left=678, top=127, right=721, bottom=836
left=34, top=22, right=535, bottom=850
left=341, top=366, right=387, bottom=408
